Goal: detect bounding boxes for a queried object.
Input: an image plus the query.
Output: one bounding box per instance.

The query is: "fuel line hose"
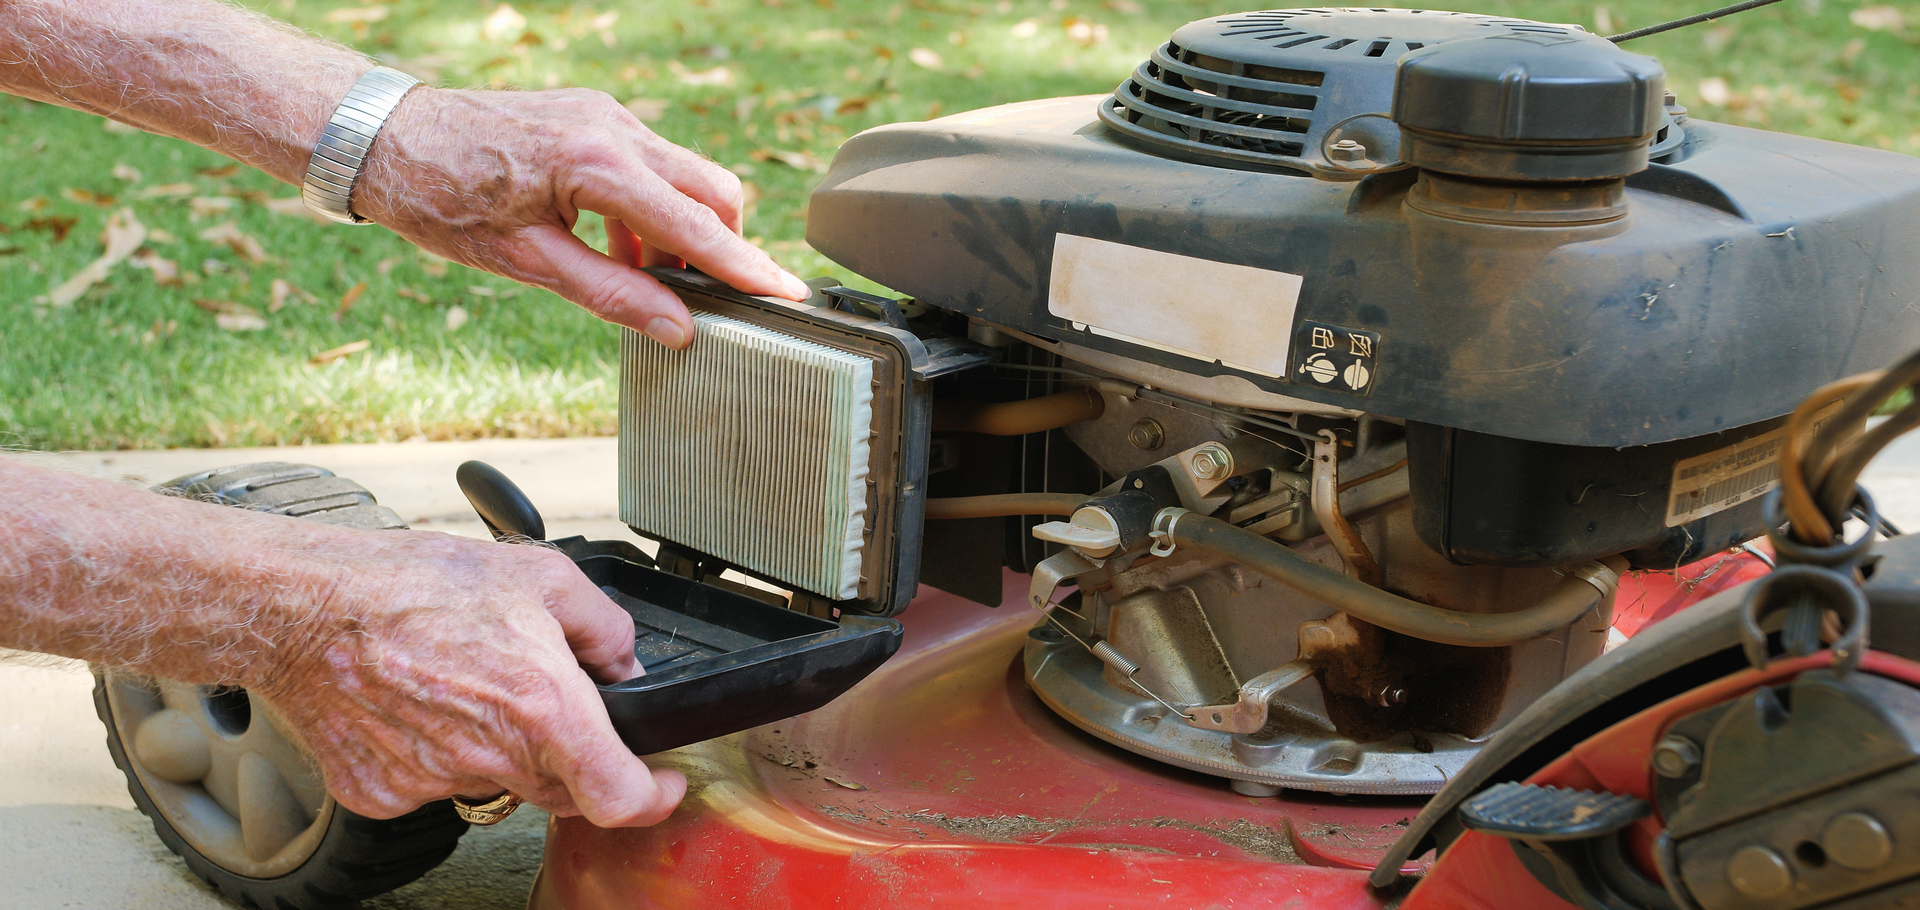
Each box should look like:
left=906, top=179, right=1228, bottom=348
left=1162, top=511, right=1628, bottom=648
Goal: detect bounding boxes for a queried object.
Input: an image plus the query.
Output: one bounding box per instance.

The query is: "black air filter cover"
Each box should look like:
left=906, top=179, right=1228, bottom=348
left=1100, top=8, right=1590, bottom=178
left=1394, top=34, right=1666, bottom=180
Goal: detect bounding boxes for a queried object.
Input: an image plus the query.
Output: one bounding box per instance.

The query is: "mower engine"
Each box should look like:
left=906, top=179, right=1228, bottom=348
left=614, top=7, right=1920, bottom=801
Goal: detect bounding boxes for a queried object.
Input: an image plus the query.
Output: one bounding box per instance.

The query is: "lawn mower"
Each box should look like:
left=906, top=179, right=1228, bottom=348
left=91, top=6, right=1920, bottom=909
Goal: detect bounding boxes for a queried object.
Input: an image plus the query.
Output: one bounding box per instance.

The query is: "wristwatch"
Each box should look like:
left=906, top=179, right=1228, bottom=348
left=301, top=66, right=422, bottom=225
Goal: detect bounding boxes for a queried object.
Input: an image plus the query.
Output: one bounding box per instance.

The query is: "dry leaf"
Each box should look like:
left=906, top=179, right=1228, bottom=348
left=1010, top=18, right=1040, bottom=36
left=130, top=249, right=181, bottom=286
left=147, top=228, right=177, bottom=244
left=591, top=10, right=621, bottom=29
left=310, top=339, right=372, bottom=364
left=1062, top=16, right=1108, bottom=46
left=836, top=96, right=873, bottom=115
left=16, top=196, right=48, bottom=212
left=824, top=777, right=866, bottom=791
left=484, top=3, right=528, bottom=43
left=270, top=279, right=293, bottom=312
left=1698, top=77, right=1732, bottom=107
left=324, top=5, right=389, bottom=23
left=216, top=311, right=268, bottom=331
left=103, top=119, right=138, bottom=135
left=418, top=251, right=450, bottom=278
left=445, top=305, right=470, bottom=331
left=197, top=164, right=241, bottom=178
left=623, top=98, right=671, bottom=120
left=112, top=163, right=143, bottom=182
left=335, top=281, right=368, bottom=321
left=137, top=183, right=197, bottom=199
left=670, top=60, right=736, bottom=86
left=749, top=148, right=829, bottom=172
left=190, top=196, right=238, bottom=218
left=466, top=285, right=498, bottom=297
left=194, top=298, right=268, bottom=331
left=1850, top=5, right=1905, bottom=30
left=61, top=188, right=117, bottom=207
left=45, top=208, right=146, bottom=307
left=397, top=288, right=433, bottom=304
left=908, top=47, right=943, bottom=69
left=198, top=222, right=269, bottom=264
left=377, top=257, right=401, bottom=276
left=27, top=216, right=77, bottom=241
left=806, top=27, right=854, bottom=40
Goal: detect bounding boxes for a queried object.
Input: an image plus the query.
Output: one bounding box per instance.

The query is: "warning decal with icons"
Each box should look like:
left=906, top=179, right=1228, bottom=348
left=1289, top=321, right=1380, bottom=396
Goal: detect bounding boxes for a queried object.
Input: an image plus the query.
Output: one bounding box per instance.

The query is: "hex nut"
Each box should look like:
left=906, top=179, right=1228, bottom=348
left=1824, top=812, right=1894, bottom=870
left=1190, top=445, right=1231, bottom=479
left=1651, top=734, right=1702, bottom=779
left=1329, top=138, right=1368, bottom=162
left=1727, top=845, right=1793, bottom=898
left=1127, top=418, right=1166, bottom=450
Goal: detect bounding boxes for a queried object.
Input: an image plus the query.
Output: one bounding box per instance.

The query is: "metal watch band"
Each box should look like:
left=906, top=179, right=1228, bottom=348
left=301, top=66, right=422, bottom=225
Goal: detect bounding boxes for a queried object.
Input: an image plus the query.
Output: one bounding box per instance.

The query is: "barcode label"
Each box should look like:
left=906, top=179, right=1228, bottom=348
left=1664, top=404, right=1838, bottom=528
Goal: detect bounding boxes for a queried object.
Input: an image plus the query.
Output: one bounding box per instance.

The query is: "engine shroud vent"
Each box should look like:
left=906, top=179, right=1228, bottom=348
left=1099, top=8, right=1586, bottom=177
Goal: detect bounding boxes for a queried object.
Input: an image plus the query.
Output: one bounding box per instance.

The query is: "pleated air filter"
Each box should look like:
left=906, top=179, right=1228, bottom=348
left=621, top=312, right=877, bottom=600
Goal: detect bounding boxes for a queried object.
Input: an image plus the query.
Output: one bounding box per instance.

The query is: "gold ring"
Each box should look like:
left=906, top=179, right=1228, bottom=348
left=451, top=792, right=525, bottom=826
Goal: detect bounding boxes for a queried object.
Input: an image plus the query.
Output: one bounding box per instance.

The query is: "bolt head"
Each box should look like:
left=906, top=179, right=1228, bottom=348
left=1329, top=138, right=1368, bottom=162
left=1190, top=446, right=1230, bottom=479
left=1127, top=418, right=1166, bottom=450
left=1651, top=734, right=1702, bottom=779
left=1727, top=845, right=1793, bottom=898
left=1825, top=812, right=1894, bottom=870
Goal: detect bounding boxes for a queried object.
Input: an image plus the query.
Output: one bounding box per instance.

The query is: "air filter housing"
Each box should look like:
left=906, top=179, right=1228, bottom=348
left=618, top=270, right=993, bottom=616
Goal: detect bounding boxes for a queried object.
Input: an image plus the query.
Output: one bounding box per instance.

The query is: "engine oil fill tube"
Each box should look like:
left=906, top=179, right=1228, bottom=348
left=1160, top=510, right=1626, bottom=647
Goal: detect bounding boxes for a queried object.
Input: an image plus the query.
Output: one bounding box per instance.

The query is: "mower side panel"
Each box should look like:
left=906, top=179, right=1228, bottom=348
left=528, top=574, right=1411, bottom=910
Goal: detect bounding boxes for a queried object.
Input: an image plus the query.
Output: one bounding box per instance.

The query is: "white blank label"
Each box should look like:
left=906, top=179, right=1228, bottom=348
left=1047, top=234, right=1304, bottom=378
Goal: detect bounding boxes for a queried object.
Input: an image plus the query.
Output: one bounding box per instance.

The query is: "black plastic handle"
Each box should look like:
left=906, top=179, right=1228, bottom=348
left=456, top=461, right=545, bottom=541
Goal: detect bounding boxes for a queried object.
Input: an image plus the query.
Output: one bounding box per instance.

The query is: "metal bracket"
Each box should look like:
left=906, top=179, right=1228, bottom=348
left=1185, top=659, right=1316, bottom=734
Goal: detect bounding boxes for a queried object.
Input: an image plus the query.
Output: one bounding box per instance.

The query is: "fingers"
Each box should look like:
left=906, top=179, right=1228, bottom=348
left=584, top=167, right=809, bottom=302
left=543, top=678, right=689, bottom=826
left=517, top=223, right=696, bottom=347
left=546, top=575, right=640, bottom=684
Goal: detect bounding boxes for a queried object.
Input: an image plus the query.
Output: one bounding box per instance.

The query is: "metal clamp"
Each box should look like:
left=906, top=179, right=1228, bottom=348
left=1148, top=508, right=1189, bottom=558
left=1738, top=564, right=1870, bottom=677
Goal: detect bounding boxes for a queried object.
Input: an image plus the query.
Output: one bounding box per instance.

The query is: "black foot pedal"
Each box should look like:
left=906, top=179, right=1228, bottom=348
left=1461, top=782, right=1649, bottom=841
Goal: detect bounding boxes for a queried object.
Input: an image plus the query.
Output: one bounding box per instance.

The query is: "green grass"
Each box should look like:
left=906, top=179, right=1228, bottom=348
left=2, top=0, right=1916, bottom=450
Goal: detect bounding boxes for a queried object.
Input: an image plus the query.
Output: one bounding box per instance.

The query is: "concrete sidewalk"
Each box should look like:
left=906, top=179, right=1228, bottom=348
left=1, top=438, right=643, bottom=910
left=8, top=432, right=1920, bottom=909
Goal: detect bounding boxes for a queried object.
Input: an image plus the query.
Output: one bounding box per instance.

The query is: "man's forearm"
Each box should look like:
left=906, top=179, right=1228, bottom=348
left=0, top=458, right=359, bottom=687
left=0, top=0, right=366, bottom=184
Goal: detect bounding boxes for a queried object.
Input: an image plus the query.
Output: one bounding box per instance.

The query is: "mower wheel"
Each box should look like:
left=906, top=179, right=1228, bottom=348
left=93, top=462, right=468, bottom=910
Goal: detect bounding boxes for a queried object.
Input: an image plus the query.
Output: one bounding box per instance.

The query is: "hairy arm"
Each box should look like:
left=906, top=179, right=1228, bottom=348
left=0, top=0, right=809, bottom=346
left=0, top=457, right=684, bottom=826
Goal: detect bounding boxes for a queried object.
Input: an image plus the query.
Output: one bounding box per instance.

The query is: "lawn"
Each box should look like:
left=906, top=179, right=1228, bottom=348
left=2, top=0, right=1915, bottom=450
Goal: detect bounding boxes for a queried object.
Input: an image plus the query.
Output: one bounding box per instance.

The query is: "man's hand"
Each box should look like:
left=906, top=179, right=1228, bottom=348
left=0, top=0, right=810, bottom=350
left=257, top=531, right=685, bottom=826
left=359, top=87, right=812, bottom=350
left=0, top=459, right=684, bottom=827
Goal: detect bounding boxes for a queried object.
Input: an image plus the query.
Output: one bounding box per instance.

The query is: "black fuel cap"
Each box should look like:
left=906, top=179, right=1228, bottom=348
left=1391, top=33, right=1666, bottom=181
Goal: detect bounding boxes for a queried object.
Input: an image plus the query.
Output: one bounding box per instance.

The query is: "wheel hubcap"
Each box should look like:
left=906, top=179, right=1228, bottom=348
left=106, top=673, right=333, bottom=875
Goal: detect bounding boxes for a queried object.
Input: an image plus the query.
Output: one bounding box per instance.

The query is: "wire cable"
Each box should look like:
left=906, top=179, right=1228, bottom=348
left=1605, top=0, right=1786, bottom=42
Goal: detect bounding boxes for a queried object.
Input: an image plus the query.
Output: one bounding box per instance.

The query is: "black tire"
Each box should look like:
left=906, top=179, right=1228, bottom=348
left=93, top=462, right=469, bottom=910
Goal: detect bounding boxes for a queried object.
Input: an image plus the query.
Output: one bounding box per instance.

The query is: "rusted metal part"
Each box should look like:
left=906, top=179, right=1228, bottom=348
left=1312, top=431, right=1381, bottom=587
left=924, top=492, right=1086, bottom=520
left=1185, top=660, right=1317, bottom=734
